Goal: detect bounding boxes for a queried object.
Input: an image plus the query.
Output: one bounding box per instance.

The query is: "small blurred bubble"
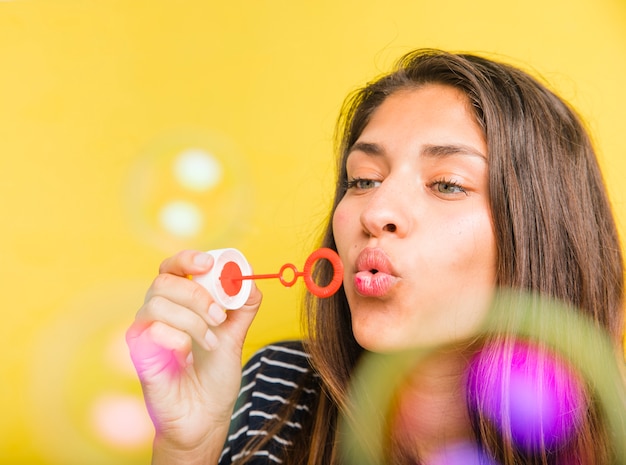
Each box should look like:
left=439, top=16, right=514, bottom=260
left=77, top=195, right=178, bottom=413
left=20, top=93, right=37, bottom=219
left=125, top=130, right=252, bottom=252
left=89, top=393, right=153, bottom=448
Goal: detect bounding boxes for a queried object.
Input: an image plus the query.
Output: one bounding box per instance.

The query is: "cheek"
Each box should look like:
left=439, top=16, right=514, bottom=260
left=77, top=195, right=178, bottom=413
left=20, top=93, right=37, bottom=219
left=332, top=203, right=351, bottom=242
left=439, top=207, right=496, bottom=275
left=461, top=210, right=497, bottom=276
left=475, top=210, right=496, bottom=258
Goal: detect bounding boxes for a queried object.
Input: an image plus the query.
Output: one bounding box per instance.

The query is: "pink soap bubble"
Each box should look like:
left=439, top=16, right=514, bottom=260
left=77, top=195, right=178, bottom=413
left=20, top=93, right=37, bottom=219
left=466, top=339, right=586, bottom=452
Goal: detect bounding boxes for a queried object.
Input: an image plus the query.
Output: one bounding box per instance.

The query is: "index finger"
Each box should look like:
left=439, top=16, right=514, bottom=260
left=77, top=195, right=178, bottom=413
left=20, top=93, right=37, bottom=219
left=159, top=250, right=215, bottom=277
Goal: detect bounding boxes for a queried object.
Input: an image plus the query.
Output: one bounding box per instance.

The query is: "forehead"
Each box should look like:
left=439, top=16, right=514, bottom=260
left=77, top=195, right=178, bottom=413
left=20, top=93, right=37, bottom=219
left=347, top=84, right=486, bottom=161
left=366, top=84, right=476, bottom=129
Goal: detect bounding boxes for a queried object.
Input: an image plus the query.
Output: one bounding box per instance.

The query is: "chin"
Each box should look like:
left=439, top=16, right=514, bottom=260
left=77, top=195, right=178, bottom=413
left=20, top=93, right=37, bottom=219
left=351, top=315, right=482, bottom=354
left=348, top=301, right=422, bottom=352
left=349, top=290, right=495, bottom=352
left=351, top=322, right=409, bottom=353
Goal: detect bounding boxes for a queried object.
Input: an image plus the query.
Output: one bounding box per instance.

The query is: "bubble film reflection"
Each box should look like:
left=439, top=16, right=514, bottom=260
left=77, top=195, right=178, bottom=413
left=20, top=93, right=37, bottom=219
left=467, top=339, right=585, bottom=452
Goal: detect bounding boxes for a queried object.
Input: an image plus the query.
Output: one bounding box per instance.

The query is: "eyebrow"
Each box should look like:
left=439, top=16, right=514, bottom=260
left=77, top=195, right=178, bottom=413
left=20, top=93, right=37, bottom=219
left=348, top=141, right=487, bottom=163
left=421, top=143, right=487, bottom=162
left=349, top=141, right=384, bottom=156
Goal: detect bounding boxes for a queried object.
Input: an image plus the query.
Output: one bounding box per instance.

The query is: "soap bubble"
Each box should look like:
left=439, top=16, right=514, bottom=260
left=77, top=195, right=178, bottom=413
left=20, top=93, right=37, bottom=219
left=25, top=282, right=155, bottom=464
left=339, top=290, right=626, bottom=464
left=125, top=130, right=252, bottom=252
left=466, top=339, right=585, bottom=452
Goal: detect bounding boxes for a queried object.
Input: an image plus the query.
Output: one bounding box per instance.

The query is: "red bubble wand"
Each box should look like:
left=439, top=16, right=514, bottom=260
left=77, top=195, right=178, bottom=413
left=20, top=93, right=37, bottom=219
left=219, top=247, right=344, bottom=298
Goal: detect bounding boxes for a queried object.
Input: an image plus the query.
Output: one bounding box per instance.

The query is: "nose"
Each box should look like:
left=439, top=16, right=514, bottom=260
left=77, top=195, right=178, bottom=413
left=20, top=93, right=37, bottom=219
left=359, top=180, right=409, bottom=238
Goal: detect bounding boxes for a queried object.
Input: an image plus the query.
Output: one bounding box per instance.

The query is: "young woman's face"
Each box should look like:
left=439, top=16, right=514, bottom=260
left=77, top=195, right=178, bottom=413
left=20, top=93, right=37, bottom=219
left=332, top=84, right=497, bottom=351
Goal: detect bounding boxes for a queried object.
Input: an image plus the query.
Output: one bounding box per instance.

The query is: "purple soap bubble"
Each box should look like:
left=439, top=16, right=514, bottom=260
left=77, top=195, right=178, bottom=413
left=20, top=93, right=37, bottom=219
left=466, top=339, right=585, bottom=452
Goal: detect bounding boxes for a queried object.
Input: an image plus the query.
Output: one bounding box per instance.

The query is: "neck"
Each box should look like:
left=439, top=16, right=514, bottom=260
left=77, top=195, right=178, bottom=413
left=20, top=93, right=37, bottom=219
left=391, top=347, right=474, bottom=462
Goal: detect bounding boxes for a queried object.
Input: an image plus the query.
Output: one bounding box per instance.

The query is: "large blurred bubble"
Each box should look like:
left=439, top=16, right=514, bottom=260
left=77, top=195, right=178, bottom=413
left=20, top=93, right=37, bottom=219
left=26, top=282, right=153, bottom=465
left=339, top=291, right=626, bottom=465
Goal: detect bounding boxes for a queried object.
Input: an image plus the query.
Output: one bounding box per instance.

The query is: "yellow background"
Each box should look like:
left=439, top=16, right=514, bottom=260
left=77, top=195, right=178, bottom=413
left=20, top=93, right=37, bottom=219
left=1, top=0, right=625, bottom=463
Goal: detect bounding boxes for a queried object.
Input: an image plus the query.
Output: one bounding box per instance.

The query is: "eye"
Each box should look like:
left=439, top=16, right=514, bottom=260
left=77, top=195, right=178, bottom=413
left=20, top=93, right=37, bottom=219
left=431, top=178, right=468, bottom=196
left=345, top=177, right=381, bottom=190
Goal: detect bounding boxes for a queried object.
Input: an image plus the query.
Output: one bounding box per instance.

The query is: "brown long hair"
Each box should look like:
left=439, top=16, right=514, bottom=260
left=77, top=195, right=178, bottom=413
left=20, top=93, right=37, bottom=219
left=244, top=49, right=625, bottom=464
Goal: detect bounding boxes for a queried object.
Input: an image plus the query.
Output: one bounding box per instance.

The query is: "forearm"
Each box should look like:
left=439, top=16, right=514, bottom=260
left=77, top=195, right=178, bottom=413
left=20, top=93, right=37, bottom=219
left=151, top=425, right=230, bottom=465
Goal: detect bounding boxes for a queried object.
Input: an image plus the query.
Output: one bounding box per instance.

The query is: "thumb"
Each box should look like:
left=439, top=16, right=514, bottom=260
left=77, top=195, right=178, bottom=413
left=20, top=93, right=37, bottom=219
left=223, top=284, right=263, bottom=340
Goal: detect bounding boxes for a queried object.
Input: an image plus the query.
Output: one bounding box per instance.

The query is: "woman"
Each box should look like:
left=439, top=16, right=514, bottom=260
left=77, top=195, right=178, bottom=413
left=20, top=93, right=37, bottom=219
left=127, top=49, right=625, bottom=464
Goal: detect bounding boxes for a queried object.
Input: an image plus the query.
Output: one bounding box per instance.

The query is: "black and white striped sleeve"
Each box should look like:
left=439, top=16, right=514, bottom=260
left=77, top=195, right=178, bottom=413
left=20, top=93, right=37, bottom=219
left=218, top=340, right=319, bottom=465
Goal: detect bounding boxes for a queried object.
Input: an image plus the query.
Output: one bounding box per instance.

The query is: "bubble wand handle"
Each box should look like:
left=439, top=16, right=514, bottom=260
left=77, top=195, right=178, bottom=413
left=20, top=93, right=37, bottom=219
left=239, top=264, right=304, bottom=287
left=237, top=273, right=284, bottom=280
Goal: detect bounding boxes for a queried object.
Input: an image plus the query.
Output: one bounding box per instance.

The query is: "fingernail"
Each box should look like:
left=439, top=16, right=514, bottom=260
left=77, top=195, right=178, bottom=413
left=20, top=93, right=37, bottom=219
left=208, top=303, right=227, bottom=325
left=193, top=253, right=212, bottom=268
left=205, top=329, right=218, bottom=350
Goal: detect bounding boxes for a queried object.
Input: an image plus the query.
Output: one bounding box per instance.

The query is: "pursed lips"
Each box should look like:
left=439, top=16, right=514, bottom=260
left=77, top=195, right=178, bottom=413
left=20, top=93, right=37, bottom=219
left=353, top=247, right=398, bottom=297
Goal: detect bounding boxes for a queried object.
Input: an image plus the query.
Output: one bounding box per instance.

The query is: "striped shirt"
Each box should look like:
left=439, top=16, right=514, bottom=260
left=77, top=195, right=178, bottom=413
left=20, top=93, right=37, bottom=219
left=218, top=341, right=320, bottom=464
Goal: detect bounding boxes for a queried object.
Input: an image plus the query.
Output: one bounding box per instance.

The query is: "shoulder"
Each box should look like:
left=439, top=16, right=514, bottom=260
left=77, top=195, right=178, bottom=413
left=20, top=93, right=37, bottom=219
left=219, top=340, right=320, bottom=464
left=238, top=340, right=318, bottom=406
left=243, top=340, right=312, bottom=380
